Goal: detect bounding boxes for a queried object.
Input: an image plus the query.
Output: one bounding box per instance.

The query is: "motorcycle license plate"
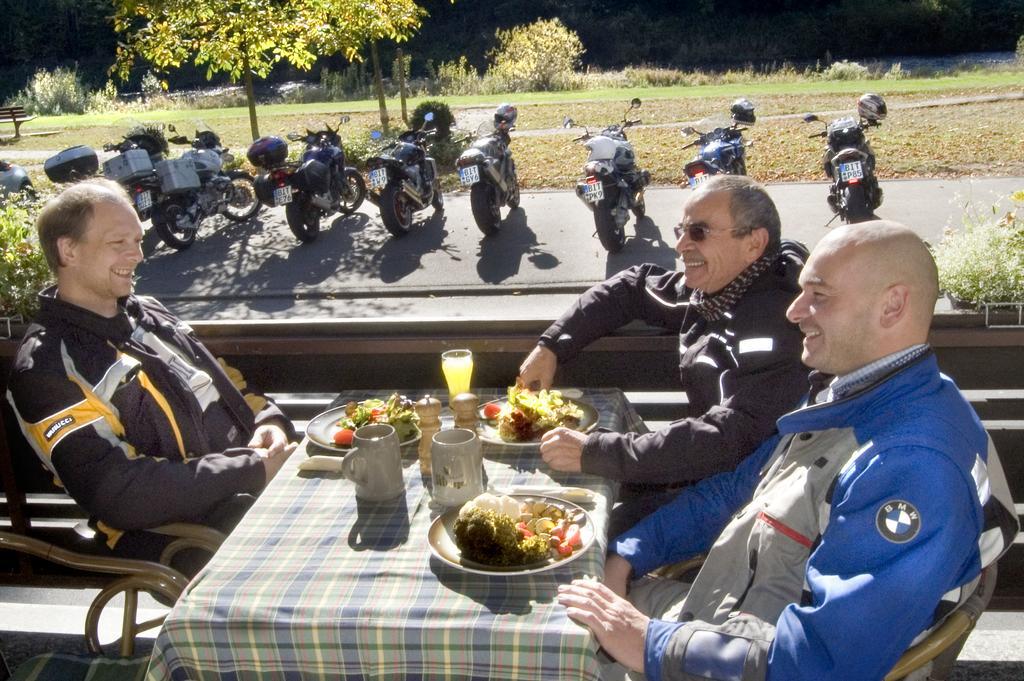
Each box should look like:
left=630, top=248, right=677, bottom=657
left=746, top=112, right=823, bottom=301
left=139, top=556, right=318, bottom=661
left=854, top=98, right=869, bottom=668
left=369, top=167, right=388, bottom=190
left=273, top=185, right=293, bottom=206
left=839, top=161, right=864, bottom=182
left=135, top=190, right=152, bottom=212
left=688, top=172, right=710, bottom=189
left=583, top=178, right=604, bottom=203
left=459, top=165, right=480, bottom=186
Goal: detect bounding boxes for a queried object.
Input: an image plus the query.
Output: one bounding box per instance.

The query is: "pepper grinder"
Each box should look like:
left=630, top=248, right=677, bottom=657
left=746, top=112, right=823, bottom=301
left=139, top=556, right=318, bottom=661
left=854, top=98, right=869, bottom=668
left=414, top=395, right=442, bottom=475
left=451, top=392, right=479, bottom=431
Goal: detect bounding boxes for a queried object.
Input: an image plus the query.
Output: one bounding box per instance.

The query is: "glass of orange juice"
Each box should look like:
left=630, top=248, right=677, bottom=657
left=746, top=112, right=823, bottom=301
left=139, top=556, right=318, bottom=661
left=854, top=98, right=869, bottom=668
left=441, top=349, right=474, bottom=400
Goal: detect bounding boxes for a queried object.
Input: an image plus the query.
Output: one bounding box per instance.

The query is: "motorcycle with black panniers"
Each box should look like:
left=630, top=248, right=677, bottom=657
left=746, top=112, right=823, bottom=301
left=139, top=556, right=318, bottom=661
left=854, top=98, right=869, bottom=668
left=365, top=112, right=444, bottom=238
left=247, top=117, right=366, bottom=243
left=803, top=93, right=887, bottom=224
left=567, top=98, right=650, bottom=253
left=456, top=104, right=520, bottom=235
left=44, top=127, right=166, bottom=222
left=681, top=98, right=756, bottom=188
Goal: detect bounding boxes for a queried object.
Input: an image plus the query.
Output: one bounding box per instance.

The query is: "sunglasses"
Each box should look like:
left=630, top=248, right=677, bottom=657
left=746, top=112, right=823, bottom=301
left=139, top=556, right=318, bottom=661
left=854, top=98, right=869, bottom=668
left=673, top=222, right=735, bottom=242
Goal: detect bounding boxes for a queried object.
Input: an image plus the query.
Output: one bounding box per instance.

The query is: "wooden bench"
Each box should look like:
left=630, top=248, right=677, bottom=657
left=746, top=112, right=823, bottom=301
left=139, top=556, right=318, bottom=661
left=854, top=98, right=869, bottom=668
left=0, top=106, right=35, bottom=138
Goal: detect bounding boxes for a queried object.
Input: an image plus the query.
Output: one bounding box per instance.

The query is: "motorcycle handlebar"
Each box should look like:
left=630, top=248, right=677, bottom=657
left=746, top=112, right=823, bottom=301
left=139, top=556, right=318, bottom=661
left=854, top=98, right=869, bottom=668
left=808, top=131, right=827, bottom=138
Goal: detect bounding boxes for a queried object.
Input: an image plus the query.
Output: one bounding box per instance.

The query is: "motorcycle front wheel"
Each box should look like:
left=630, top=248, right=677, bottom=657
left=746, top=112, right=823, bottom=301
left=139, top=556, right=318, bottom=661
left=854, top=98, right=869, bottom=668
left=285, top=197, right=321, bottom=242
left=470, top=182, right=501, bottom=236
left=337, top=168, right=366, bottom=215
left=152, top=196, right=198, bottom=251
left=223, top=171, right=260, bottom=222
left=842, top=184, right=873, bottom=224
left=380, top=184, right=414, bottom=237
left=594, top=200, right=625, bottom=253
left=431, top=184, right=445, bottom=211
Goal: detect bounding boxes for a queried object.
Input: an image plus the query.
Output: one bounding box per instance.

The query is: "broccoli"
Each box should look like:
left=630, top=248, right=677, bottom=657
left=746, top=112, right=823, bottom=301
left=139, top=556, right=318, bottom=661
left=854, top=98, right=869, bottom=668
left=453, top=507, right=548, bottom=567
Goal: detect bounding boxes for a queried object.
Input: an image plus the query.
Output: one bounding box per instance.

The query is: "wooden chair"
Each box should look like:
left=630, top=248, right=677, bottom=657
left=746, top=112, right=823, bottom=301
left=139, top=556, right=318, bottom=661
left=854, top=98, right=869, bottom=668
left=653, top=555, right=996, bottom=680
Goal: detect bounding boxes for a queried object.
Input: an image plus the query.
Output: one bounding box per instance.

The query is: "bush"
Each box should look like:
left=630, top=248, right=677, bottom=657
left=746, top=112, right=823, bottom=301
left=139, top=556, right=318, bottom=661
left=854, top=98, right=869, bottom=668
left=411, top=100, right=454, bottom=140
left=935, top=192, right=1024, bottom=307
left=883, top=63, right=908, bottom=80
left=86, top=80, right=121, bottom=113
left=321, top=63, right=373, bottom=101
left=433, top=56, right=481, bottom=96
left=0, top=195, right=50, bottom=321
left=486, top=18, right=584, bottom=93
left=12, top=67, right=89, bottom=115
left=622, top=66, right=689, bottom=88
left=819, top=60, right=870, bottom=81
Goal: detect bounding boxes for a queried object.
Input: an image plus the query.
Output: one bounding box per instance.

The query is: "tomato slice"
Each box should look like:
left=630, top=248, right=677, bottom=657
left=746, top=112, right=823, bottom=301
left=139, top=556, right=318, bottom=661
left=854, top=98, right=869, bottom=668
left=556, top=541, right=573, bottom=557
left=516, top=521, right=534, bottom=538
left=333, top=428, right=355, bottom=446
left=483, top=403, right=502, bottom=419
left=565, top=524, right=582, bottom=548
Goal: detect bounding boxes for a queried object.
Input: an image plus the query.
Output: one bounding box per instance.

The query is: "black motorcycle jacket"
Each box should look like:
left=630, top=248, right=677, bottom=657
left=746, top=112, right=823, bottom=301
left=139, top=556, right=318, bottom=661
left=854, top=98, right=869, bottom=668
left=6, top=289, right=295, bottom=545
left=538, top=242, right=807, bottom=484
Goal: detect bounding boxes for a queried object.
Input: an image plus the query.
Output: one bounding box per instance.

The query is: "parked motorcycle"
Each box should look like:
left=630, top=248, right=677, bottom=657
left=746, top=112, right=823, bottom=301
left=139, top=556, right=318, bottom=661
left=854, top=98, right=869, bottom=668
left=567, top=98, right=650, bottom=253
left=681, top=98, right=755, bottom=188
left=248, top=117, right=366, bottom=243
left=0, top=159, right=33, bottom=197
left=147, top=125, right=260, bottom=250
left=456, top=103, right=520, bottom=235
left=99, top=125, right=169, bottom=222
left=366, top=112, right=443, bottom=237
left=803, top=93, right=887, bottom=224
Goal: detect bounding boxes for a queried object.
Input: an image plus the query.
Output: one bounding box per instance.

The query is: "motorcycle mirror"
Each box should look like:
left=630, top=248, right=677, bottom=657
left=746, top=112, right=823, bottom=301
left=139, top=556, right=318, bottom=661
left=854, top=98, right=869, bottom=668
left=562, top=116, right=574, bottom=128
left=681, top=126, right=695, bottom=135
left=370, top=130, right=383, bottom=140
left=803, top=114, right=819, bottom=123
left=339, top=115, right=351, bottom=124
left=287, top=132, right=302, bottom=141
left=167, top=124, right=177, bottom=133
left=630, top=97, right=642, bottom=109
left=168, top=135, right=189, bottom=145
left=424, top=112, right=435, bottom=123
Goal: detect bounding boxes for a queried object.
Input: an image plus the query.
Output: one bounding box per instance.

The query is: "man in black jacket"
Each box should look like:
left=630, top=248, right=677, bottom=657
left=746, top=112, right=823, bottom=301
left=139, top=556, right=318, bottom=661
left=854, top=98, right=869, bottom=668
left=519, top=175, right=807, bottom=533
left=6, top=179, right=296, bottom=567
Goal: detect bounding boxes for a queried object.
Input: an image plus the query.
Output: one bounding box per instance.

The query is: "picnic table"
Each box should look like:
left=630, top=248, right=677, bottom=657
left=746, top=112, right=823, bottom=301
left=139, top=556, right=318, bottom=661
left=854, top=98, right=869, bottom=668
left=145, top=387, right=642, bottom=681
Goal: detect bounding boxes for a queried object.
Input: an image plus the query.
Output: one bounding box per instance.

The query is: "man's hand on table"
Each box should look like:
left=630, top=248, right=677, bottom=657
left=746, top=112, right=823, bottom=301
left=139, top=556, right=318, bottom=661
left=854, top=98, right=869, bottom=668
left=250, top=423, right=298, bottom=483
left=557, top=579, right=648, bottom=673
left=540, top=427, right=586, bottom=472
left=518, top=345, right=557, bottom=390
left=249, top=422, right=293, bottom=457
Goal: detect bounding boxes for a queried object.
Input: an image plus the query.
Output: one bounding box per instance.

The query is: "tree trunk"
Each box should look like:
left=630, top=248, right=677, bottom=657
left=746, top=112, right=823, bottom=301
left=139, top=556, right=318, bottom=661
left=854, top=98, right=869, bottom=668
left=243, top=52, right=259, bottom=140
left=397, top=47, right=408, bottom=126
left=370, top=41, right=389, bottom=133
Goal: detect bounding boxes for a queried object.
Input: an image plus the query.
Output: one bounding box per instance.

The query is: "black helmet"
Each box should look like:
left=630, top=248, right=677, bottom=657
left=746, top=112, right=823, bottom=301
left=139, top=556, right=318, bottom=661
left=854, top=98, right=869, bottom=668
left=494, top=103, right=518, bottom=129
left=730, top=97, right=756, bottom=125
left=858, top=93, right=887, bottom=122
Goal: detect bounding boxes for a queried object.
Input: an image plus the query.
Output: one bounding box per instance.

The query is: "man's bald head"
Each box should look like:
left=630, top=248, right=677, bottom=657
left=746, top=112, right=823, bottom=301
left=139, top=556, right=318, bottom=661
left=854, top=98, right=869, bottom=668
left=787, top=220, right=938, bottom=375
left=816, top=221, right=938, bottom=334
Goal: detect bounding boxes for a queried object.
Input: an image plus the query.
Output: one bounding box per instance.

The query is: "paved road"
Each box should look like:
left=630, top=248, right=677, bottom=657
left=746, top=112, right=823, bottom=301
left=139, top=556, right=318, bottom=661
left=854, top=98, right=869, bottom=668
left=134, top=177, right=1023, bottom=321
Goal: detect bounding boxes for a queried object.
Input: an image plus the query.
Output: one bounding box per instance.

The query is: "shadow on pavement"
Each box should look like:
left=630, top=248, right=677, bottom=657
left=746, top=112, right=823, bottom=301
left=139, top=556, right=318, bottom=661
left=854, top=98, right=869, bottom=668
left=476, top=208, right=560, bottom=284
left=604, top=215, right=677, bottom=279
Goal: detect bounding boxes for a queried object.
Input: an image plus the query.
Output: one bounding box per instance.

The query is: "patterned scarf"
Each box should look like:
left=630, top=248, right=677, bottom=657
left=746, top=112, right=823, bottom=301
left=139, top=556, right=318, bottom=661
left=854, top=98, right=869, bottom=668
left=689, top=250, right=775, bottom=321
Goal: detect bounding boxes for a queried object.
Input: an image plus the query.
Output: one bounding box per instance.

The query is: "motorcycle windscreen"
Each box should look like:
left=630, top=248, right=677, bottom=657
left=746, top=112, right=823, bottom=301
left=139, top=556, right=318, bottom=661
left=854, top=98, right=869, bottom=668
left=292, top=159, right=331, bottom=194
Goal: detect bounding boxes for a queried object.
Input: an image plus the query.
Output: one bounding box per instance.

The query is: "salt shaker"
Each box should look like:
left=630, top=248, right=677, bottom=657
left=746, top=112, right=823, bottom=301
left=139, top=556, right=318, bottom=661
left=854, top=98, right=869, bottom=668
left=414, top=395, right=442, bottom=474
left=451, top=392, right=479, bottom=431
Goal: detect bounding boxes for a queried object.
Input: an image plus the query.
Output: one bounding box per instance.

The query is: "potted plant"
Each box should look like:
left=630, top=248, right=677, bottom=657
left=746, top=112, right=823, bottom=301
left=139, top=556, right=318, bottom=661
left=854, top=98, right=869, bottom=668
left=0, top=194, right=51, bottom=338
left=934, top=191, right=1024, bottom=314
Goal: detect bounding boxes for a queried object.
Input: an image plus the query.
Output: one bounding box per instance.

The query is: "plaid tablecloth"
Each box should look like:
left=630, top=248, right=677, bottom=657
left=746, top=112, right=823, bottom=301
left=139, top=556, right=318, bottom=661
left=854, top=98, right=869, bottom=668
left=146, top=388, right=643, bottom=681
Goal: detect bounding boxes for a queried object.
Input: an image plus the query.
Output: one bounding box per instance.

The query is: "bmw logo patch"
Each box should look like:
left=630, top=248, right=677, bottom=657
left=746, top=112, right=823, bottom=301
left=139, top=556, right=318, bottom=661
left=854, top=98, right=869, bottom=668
left=876, top=500, right=921, bottom=544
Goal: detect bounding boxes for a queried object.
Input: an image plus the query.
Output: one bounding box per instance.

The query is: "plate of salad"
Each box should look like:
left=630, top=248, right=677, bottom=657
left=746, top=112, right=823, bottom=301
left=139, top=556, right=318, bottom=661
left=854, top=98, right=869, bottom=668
left=306, top=393, right=421, bottom=452
left=476, top=386, right=598, bottom=447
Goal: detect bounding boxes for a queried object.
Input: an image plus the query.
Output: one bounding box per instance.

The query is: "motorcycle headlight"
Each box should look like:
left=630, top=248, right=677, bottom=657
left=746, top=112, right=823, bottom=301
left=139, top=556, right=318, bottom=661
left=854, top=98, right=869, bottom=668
left=457, top=150, right=484, bottom=167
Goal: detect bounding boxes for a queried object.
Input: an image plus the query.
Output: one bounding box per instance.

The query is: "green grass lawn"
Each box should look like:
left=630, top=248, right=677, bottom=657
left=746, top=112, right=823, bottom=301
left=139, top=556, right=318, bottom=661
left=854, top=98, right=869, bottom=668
left=4, top=68, right=1023, bottom=190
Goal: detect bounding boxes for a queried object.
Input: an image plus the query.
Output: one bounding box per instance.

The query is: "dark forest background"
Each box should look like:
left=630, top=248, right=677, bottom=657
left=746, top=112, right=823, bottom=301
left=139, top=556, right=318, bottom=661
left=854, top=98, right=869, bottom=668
left=1, top=0, right=1022, bottom=100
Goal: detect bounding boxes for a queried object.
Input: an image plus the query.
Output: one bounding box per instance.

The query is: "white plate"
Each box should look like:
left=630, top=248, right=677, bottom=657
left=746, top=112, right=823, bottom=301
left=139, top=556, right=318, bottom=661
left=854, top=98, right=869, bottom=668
left=582, top=179, right=604, bottom=203
left=273, top=185, right=293, bottom=205
left=475, top=397, right=599, bottom=447
left=369, top=167, right=388, bottom=190
left=305, top=403, right=420, bottom=452
left=458, top=165, right=480, bottom=186
left=427, top=494, right=595, bottom=575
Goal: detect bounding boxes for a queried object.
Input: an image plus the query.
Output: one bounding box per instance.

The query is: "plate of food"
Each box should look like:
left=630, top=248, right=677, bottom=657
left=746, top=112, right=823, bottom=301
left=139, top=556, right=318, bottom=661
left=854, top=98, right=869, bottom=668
left=476, top=386, right=598, bottom=446
left=306, top=393, right=420, bottom=451
left=427, top=492, right=595, bottom=575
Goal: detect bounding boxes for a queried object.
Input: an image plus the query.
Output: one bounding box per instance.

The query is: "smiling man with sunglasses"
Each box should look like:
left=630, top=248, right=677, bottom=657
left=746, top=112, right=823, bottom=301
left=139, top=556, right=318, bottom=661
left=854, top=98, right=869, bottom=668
left=519, top=175, right=808, bottom=534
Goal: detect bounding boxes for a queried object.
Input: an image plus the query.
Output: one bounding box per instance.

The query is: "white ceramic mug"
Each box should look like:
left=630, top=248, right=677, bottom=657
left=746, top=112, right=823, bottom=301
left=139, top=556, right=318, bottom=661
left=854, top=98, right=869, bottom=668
left=342, top=423, right=405, bottom=501
left=430, top=428, right=484, bottom=506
